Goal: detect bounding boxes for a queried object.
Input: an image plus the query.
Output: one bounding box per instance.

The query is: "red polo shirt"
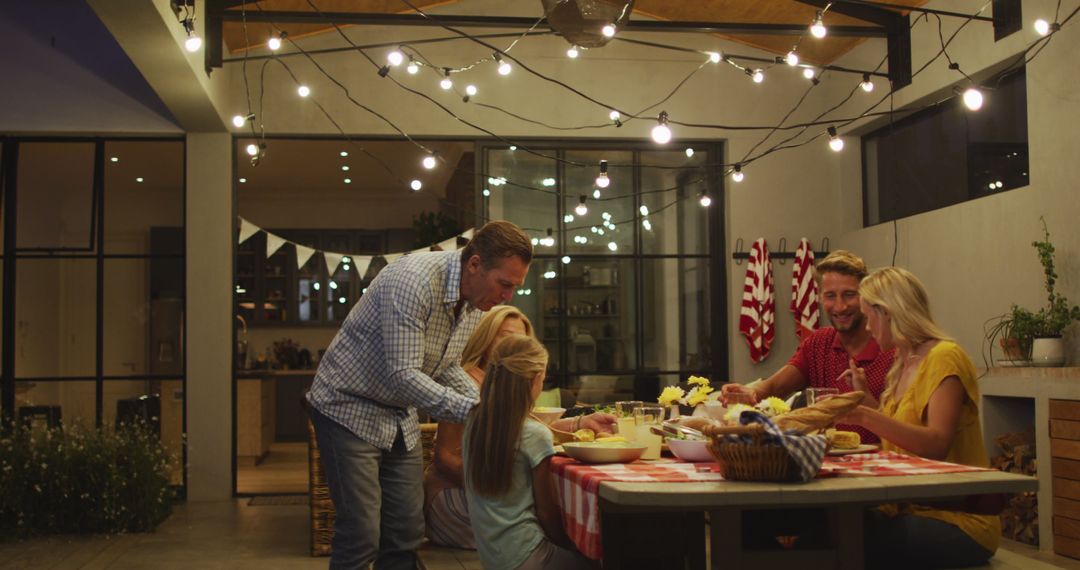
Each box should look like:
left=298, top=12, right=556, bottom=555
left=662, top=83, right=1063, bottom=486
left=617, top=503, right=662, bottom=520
left=787, top=327, right=895, bottom=444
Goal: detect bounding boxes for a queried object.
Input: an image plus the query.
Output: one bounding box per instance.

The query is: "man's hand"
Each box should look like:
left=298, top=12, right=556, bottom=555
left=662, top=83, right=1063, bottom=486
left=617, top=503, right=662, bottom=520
left=720, top=383, right=760, bottom=406
left=579, top=412, right=617, bottom=434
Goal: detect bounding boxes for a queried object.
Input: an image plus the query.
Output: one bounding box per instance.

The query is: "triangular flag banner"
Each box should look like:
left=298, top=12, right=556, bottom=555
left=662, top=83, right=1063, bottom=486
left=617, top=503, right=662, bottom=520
left=239, top=218, right=259, bottom=245
left=352, top=255, right=373, bottom=278
left=265, top=232, right=287, bottom=258
left=295, top=244, right=316, bottom=269
left=383, top=253, right=404, bottom=265
left=324, top=252, right=344, bottom=276
left=437, top=236, right=459, bottom=250
left=409, top=246, right=429, bottom=255
left=461, top=228, right=475, bottom=241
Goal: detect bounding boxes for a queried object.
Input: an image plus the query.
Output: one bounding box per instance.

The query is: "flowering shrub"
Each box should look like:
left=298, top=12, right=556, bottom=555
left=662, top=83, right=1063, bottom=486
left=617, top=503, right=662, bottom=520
left=0, top=420, right=174, bottom=538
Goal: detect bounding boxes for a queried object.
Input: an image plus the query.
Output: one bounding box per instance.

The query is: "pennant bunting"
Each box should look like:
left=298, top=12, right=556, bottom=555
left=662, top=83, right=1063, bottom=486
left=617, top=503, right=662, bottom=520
left=238, top=218, right=259, bottom=245
left=295, top=244, right=316, bottom=269
left=352, top=255, right=373, bottom=278
left=324, top=252, right=344, bottom=276
left=383, top=252, right=404, bottom=265
left=437, top=236, right=459, bottom=250
left=265, top=232, right=287, bottom=258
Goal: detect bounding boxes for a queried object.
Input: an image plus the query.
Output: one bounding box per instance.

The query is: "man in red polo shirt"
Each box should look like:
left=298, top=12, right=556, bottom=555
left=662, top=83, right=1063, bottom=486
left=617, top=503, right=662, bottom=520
left=722, top=250, right=895, bottom=444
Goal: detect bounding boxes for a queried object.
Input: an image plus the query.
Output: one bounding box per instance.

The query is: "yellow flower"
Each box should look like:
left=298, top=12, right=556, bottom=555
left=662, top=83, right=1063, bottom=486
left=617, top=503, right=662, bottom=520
left=687, top=375, right=711, bottom=387
left=755, top=396, right=791, bottom=417
left=658, top=386, right=686, bottom=407
left=685, top=385, right=714, bottom=407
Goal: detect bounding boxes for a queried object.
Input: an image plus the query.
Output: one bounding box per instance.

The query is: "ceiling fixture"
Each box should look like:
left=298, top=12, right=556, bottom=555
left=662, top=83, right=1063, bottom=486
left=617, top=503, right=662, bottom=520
left=541, top=0, right=634, bottom=48
left=651, top=111, right=672, bottom=144
left=810, top=11, right=827, bottom=39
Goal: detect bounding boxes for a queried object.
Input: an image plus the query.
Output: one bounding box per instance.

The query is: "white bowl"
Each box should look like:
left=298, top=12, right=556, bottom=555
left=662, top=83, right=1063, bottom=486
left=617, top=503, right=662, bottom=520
left=561, top=442, right=647, bottom=464
left=667, top=438, right=715, bottom=462
left=532, top=407, right=566, bottom=425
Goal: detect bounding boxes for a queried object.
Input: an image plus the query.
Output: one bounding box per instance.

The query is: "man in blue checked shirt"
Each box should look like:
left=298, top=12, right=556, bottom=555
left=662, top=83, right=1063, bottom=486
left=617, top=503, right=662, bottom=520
left=308, top=221, right=533, bottom=569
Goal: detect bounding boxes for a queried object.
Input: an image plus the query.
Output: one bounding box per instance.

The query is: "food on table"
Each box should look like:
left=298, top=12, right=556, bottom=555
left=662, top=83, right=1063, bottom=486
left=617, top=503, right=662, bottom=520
left=826, top=428, right=861, bottom=449
left=596, top=434, right=628, bottom=443
left=573, top=428, right=596, bottom=442
left=774, top=391, right=865, bottom=434
left=675, top=416, right=721, bottom=433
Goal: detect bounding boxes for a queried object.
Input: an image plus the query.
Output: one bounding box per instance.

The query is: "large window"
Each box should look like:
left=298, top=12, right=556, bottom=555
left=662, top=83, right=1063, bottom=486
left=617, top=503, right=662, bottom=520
left=0, top=138, right=186, bottom=491
left=862, top=67, right=1028, bottom=225
left=481, top=142, right=725, bottom=404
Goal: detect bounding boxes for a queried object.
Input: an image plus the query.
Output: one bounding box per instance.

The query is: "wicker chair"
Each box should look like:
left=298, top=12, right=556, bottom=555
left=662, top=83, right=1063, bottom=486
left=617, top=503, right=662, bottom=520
left=309, top=421, right=439, bottom=557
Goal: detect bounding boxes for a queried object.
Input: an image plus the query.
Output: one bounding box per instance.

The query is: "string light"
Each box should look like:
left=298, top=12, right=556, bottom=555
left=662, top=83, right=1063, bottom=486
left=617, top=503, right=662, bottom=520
left=246, top=143, right=259, bottom=156
left=962, top=87, right=983, bottom=111
left=685, top=148, right=694, bottom=158
left=465, top=85, right=478, bottom=96
left=297, top=85, right=311, bottom=97
left=827, top=126, right=844, bottom=152
left=231, top=113, right=254, bottom=128
left=410, top=179, right=422, bottom=191
left=609, top=110, right=622, bottom=127
left=406, top=58, right=419, bottom=74
left=860, top=73, right=875, bottom=92
left=595, top=160, right=610, bottom=188
left=440, top=69, right=453, bottom=90
left=422, top=154, right=437, bottom=169
left=732, top=163, right=744, bottom=183
left=562, top=256, right=571, bottom=265
left=592, top=189, right=601, bottom=199
left=344, top=178, right=352, bottom=184
left=1034, top=19, right=1050, bottom=36
left=803, top=67, right=816, bottom=80
left=564, top=214, right=574, bottom=223
left=810, top=11, right=827, bottom=38
left=493, top=52, right=512, bottom=75
left=642, top=219, right=652, bottom=231
left=239, top=177, right=246, bottom=183
left=601, top=24, right=616, bottom=38
left=387, top=50, right=404, bottom=67
left=110, top=156, right=119, bottom=163
left=607, top=242, right=618, bottom=252
left=698, top=191, right=712, bottom=207
left=340, top=151, right=348, bottom=157
left=707, top=51, right=722, bottom=63
left=341, top=166, right=350, bottom=171
left=747, top=68, right=765, bottom=83
left=651, top=111, right=672, bottom=144
left=567, top=46, right=579, bottom=59
left=540, top=228, right=555, bottom=247
left=785, top=51, right=800, bottom=66
left=181, top=18, right=201, bottom=53
left=575, top=195, right=588, bottom=216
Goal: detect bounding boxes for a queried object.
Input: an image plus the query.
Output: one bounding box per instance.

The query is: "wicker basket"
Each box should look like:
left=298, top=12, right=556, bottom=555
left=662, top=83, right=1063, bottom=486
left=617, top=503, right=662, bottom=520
left=703, top=423, right=800, bottom=482
left=307, top=421, right=439, bottom=557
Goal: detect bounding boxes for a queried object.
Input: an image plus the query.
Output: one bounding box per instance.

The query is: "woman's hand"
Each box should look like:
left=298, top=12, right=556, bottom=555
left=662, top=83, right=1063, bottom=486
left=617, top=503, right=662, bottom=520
left=720, top=383, right=760, bottom=406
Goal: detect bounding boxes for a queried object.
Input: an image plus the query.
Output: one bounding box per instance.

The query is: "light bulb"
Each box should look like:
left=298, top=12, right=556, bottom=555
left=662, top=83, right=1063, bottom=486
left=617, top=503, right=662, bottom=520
left=699, top=194, right=712, bottom=207
left=246, top=144, right=259, bottom=156
left=643, top=219, right=652, bottom=231
left=1034, top=19, right=1050, bottom=36
left=732, top=165, right=744, bottom=182
left=185, top=35, right=202, bottom=52
left=387, top=51, right=404, bottom=66
left=593, top=189, right=601, bottom=199
left=341, top=166, right=350, bottom=172
left=575, top=196, right=588, bottom=216
left=410, top=180, right=422, bottom=191
left=406, top=62, right=419, bottom=74
left=601, top=24, right=616, bottom=37
left=340, top=151, right=348, bottom=157
left=752, top=70, right=765, bottom=83
left=440, top=78, right=453, bottom=90
left=465, top=85, right=478, bottom=96
left=110, top=156, right=119, bottom=163
left=498, top=62, right=512, bottom=75
left=962, top=87, right=983, bottom=111
left=861, top=78, right=874, bottom=92
left=344, top=178, right=351, bottom=184
left=607, top=242, right=618, bottom=251
left=810, top=13, right=827, bottom=38
left=232, top=115, right=246, bottom=128
left=609, top=110, right=620, bottom=121
left=567, top=46, right=579, bottom=59
left=785, top=51, right=799, bottom=66
left=136, top=177, right=144, bottom=183
left=298, top=85, right=310, bottom=97
left=803, top=67, right=816, bottom=79
left=685, top=148, right=694, bottom=158
left=651, top=124, right=672, bottom=144
left=422, top=155, right=437, bottom=169
left=239, top=178, right=246, bottom=183
left=268, top=36, right=282, bottom=51
left=829, top=137, right=844, bottom=152
left=708, top=51, right=722, bottom=63
left=562, top=256, right=571, bottom=265
left=639, top=205, right=649, bottom=216
left=595, top=173, right=610, bottom=188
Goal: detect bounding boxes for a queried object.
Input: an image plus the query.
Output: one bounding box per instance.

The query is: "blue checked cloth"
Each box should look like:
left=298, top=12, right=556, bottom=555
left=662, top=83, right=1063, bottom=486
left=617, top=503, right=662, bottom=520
left=724, top=410, right=829, bottom=482
left=307, top=251, right=482, bottom=451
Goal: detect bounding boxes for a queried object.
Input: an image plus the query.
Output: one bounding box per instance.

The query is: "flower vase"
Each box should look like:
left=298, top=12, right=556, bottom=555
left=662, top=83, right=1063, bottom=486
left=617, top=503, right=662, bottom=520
left=669, top=404, right=681, bottom=421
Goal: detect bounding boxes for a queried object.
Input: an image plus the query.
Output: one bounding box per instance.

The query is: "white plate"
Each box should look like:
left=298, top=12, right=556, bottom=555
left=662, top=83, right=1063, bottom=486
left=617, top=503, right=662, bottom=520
left=561, top=442, right=648, bottom=464
left=826, top=444, right=879, bottom=456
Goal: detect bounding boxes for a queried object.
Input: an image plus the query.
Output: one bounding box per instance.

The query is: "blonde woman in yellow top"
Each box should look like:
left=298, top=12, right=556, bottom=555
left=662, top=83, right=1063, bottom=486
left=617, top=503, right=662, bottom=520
left=842, top=267, right=999, bottom=569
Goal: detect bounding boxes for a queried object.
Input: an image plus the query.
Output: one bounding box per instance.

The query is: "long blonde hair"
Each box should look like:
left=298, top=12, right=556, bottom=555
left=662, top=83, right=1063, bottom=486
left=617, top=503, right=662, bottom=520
left=466, top=334, right=548, bottom=497
left=859, top=267, right=952, bottom=402
left=461, top=306, right=535, bottom=372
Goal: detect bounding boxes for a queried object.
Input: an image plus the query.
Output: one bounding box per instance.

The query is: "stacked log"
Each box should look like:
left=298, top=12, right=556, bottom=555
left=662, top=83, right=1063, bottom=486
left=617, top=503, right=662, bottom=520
left=991, top=429, right=1038, bottom=546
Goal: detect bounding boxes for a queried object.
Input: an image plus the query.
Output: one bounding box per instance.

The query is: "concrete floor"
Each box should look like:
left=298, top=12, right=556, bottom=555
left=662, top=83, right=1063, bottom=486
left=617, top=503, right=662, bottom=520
left=0, top=499, right=1076, bottom=570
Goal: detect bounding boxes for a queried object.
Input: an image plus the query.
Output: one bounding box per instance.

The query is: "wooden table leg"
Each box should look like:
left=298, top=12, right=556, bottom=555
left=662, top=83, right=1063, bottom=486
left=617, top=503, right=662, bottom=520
left=832, top=505, right=864, bottom=570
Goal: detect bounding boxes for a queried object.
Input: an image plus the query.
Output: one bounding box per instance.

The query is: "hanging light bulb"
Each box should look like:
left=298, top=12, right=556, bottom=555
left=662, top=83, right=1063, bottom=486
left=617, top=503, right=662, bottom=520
left=962, top=87, right=984, bottom=111
left=567, top=46, right=579, bottom=59
left=541, top=228, right=555, bottom=247
left=699, top=191, right=712, bottom=207
left=732, top=163, right=744, bottom=182
left=562, top=255, right=571, bottom=265
left=181, top=18, right=201, bottom=52
left=810, top=11, right=827, bottom=38
left=707, top=51, right=722, bottom=63
left=685, top=148, right=694, bottom=158
left=465, top=85, right=478, bottom=96
left=297, top=85, right=310, bottom=97
left=231, top=114, right=247, bottom=128
left=827, top=126, right=844, bottom=152
left=493, top=52, right=512, bottom=75
left=785, top=51, right=799, bottom=66
left=410, top=179, right=422, bottom=191
left=422, top=154, right=437, bottom=169
left=860, top=73, right=874, bottom=92
left=651, top=111, right=672, bottom=144
left=387, top=50, right=404, bottom=67
left=268, top=35, right=282, bottom=51
left=607, top=242, right=618, bottom=252
left=245, top=143, right=259, bottom=156
left=440, top=69, right=453, bottom=90
left=595, top=160, right=610, bottom=188
left=803, top=67, right=816, bottom=80
left=593, top=189, right=601, bottom=199
left=1034, top=19, right=1051, bottom=36
left=747, top=68, right=765, bottom=83
left=575, top=195, right=588, bottom=216
left=406, top=59, right=419, bottom=74
left=601, top=24, right=616, bottom=37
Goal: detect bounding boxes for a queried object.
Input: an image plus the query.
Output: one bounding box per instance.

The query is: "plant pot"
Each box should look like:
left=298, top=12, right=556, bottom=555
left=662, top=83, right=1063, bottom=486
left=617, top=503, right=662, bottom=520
left=1031, top=337, right=1066, bottom=367
left=999, top=337, right=1028, bottom=362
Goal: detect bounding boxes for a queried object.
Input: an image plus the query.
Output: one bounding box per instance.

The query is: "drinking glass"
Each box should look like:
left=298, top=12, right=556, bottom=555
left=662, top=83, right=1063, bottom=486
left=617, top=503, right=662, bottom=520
left=806, top=387, right=840, bottom=406
left=633, top=405, right=665, bottom=460
left=615, top=400, right=644, bottom=440
left=724, top=391, right=756, bottom=407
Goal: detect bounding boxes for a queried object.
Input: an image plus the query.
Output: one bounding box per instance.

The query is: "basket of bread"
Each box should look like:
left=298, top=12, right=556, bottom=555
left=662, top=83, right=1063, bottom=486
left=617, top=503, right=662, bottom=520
left=679, top=391, right=865, bottom=482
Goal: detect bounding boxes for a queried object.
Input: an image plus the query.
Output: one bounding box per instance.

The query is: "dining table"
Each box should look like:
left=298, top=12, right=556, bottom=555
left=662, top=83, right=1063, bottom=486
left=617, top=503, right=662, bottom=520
left=551, top=452, right=1039, bottom=569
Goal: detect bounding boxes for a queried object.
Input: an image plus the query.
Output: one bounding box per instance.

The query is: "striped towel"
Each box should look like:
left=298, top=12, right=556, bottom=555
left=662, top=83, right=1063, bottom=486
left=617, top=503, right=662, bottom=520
left=725, top=410, right=828, bottom=482
left=790, top=238, right=820, bottom=341
left=739, top=238, right=775, bottom=363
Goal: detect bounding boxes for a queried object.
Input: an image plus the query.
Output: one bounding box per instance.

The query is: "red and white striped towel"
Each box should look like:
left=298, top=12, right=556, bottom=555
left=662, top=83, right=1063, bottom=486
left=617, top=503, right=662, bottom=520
left=790, top=238, right=820, bottom=341
left=739, top=238, right=775, bottom=363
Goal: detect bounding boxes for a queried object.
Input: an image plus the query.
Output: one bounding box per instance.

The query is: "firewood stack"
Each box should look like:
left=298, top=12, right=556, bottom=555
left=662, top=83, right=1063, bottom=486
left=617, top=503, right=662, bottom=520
left=991, top=429, right=1038, bottom=546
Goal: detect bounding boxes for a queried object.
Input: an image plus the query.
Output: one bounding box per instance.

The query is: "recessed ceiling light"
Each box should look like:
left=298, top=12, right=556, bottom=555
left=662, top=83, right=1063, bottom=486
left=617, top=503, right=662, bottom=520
left=136, top=177, right=144, bottom=183
left=239, top=178, right=247, bottom=183
left=110, top=157, right=119, bottom=163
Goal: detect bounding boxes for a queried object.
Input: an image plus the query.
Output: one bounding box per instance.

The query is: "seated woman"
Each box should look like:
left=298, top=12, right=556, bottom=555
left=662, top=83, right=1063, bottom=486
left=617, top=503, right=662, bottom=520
left=424, top=306, right=614, bottom=549
left=842, top=267, right=999, bottom=569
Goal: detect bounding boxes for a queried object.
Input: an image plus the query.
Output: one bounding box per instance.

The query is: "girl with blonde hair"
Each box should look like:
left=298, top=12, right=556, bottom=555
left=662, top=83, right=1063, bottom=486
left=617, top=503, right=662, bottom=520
left=424, top=306, right=613, bottom=549
left=463, top=334, right=593, bottom=569
left=843, top=267, right=999, bottom=568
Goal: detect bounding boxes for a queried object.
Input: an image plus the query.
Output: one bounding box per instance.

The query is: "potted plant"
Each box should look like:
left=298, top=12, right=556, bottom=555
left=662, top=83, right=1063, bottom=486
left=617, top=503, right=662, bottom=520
left=986, top=218, right=1080, bottom=366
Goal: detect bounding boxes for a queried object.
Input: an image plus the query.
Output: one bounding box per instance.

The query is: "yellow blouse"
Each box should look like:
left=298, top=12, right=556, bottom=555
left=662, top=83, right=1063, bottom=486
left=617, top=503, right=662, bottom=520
left=878, top=341, right=1000, bottom=553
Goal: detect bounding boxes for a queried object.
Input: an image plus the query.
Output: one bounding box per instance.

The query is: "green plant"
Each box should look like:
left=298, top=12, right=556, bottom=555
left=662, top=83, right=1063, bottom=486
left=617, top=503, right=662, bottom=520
left=0, top=419, right=174, bottom=538
left=411, top=211, right=461, bottom=249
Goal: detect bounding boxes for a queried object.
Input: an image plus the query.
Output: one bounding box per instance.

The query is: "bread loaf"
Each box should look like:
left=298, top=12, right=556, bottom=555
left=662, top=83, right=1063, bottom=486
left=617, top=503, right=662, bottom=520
left=774, top=391, right=865, bottom=434
left=827, top=429, right=861, bottom=449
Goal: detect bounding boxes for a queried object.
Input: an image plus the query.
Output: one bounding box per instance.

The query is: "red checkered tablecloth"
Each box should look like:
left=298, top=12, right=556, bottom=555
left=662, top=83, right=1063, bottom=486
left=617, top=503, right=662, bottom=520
left=550, top=456, right=725, bottom=560
left=820, top=451, right=994, bottom=478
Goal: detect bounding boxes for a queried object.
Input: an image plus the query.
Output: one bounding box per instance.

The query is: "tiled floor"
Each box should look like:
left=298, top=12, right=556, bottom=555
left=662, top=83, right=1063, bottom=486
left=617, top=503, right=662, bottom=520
left=237, top=442, right=308, bottom=495
left=0, top=499, right=1075, bottom=569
